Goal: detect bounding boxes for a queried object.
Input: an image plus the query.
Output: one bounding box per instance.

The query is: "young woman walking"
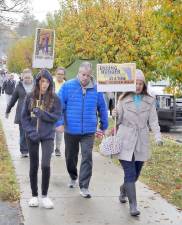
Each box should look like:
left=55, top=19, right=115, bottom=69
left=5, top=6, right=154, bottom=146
left=21, top=69, right=62, bottom=209
left=113, top=69, right=163, bottom=216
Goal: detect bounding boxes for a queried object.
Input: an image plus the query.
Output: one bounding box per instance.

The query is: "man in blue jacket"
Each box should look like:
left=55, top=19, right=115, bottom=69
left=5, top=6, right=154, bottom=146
left=56, top=62, right=108, bottom=198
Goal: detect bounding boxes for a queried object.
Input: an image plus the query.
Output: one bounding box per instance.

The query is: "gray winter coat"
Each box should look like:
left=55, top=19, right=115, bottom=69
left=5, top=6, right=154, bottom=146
left=116, top=94, right=161, bottom=161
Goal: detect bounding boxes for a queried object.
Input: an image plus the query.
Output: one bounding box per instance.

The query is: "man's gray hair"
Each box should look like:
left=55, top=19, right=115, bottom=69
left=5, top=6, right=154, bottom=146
left=79, top=61, right=92, bottom=72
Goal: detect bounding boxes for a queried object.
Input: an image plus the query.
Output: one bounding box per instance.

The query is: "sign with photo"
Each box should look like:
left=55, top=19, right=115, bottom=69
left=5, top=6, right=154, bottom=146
left=32, top=28, right=55, bottom=69
left=97, top=63, right=136, bottom=92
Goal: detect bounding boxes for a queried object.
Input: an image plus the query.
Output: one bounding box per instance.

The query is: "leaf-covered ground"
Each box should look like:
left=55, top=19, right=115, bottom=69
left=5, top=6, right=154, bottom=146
left=140, top=138, right=182, bottom=210
left=0, top=121, right=20, bottom=201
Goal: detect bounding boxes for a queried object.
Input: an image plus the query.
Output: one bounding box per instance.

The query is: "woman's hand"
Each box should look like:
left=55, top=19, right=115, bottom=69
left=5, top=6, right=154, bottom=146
left=156, top=140, right=163, bottom=146
left=32, top=107, right=42, bottom=118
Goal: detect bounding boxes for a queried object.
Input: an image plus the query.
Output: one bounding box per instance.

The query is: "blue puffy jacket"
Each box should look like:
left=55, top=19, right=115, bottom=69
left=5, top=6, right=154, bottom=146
left=56, top=78, right=108, bottom=134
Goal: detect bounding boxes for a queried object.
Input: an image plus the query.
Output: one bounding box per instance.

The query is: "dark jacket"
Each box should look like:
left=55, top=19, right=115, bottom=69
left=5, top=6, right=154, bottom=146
left=21, top=93, right=62, bottom=141
left=6, top=81, right=27, bottom=124
left=2, top=79, right=16, bottom=95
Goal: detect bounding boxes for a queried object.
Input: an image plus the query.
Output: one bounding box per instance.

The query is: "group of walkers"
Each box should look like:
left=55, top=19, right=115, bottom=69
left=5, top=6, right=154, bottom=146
left=1, top=62, right=163, bottom=216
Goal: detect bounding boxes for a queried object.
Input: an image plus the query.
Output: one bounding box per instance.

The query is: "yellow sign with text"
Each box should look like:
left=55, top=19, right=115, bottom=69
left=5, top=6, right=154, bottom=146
left=97, top=63, right=136, bottom=92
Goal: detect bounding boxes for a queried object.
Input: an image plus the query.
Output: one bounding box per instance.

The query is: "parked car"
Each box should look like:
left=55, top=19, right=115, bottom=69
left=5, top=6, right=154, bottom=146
left=148, top=80, right=182, bottom=132
left=156, top=95, right=182, bottom=131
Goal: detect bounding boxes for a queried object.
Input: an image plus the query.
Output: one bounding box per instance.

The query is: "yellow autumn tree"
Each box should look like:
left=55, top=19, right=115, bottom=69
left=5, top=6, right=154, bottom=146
left=47, top=0, right=158, bottom=81
left=148, top=0, right=182, bottom=89
left=7, top=37, right=34, bottom=73
left=8, top=0, right=179, bottom=87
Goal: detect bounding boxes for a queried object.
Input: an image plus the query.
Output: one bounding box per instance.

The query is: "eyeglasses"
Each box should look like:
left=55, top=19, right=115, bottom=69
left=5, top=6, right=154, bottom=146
left=57, top=73, right=65, bottom=76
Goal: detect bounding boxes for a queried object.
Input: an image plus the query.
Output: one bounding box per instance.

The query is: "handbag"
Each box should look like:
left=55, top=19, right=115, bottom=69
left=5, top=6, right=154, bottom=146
left=100, top=135, right=121, bottom=156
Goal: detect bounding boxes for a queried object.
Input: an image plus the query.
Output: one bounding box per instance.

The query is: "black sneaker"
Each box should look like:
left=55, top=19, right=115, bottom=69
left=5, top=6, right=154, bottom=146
left=55, top=149, right=61, bottom=157
left=21, top=153, right=28, bottom=158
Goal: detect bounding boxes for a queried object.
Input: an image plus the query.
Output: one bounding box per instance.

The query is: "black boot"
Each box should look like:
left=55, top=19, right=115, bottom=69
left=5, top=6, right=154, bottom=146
left=125, top=182, right=140, bottom=216
left=119, top=184, right=127, bottom=203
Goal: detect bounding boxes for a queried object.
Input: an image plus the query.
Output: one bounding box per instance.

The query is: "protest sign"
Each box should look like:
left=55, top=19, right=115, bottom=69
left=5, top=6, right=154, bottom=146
left=97, top=63, right=136, bottom=92
left=32, top=28, right=55, bottom=69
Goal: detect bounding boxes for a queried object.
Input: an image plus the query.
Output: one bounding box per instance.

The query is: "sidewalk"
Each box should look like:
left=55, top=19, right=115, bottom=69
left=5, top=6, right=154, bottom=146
left=0, top=201, right=21, bottom=225
left=0, top=94, right=181, bottom=225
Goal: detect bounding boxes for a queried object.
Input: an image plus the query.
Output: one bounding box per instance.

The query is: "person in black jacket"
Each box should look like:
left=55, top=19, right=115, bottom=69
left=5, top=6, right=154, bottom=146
left=5, top=69, right=34, bottom=157
left=21, top=69, right=62, bottom=209
left=2, top=73, right=16, bottom=104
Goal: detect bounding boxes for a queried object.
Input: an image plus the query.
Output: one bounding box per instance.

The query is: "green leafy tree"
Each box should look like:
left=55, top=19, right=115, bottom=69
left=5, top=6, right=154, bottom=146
left=150, top=0, right=182, bottom=88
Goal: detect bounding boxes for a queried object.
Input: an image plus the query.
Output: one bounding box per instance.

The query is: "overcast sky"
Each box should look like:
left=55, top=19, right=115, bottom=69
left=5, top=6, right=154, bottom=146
left=31, top=0, right=60, bottom=22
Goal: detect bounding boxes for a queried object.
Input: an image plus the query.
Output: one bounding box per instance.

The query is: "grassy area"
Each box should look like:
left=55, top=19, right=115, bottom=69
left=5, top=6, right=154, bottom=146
left=94, top=120, right=182, bottom=210
left=0, top=121, right=20, bottom=201
left=141, top=138, right=182, bottom=210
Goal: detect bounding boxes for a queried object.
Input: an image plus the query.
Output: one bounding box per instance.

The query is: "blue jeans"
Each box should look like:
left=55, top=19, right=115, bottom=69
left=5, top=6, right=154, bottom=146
left=120, top=155, right=144, bottom=183
left=19, top=123, right=28, bottom=154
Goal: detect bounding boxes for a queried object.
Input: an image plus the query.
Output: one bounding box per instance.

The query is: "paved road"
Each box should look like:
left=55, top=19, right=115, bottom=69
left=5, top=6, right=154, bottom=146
left=0, top=94, right=181, bottom=225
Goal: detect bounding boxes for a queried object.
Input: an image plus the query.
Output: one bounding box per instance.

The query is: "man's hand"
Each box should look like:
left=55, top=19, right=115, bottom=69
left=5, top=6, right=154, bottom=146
left=56, top=125, right=64, bottom=133
left=95, top=129, right=105, bottom=138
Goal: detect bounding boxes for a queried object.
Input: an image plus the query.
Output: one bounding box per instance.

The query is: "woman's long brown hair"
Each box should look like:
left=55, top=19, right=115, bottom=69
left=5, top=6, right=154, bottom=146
left=119, top=82, right=150, bottom=101
left=30, top=72, right=54, bottom=111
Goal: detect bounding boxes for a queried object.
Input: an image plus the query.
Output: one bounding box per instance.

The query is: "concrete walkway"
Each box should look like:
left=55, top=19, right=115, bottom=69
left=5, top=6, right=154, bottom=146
left=0, top=94, right=181, bottom=225
left=0, top=201, right=21, bottom=225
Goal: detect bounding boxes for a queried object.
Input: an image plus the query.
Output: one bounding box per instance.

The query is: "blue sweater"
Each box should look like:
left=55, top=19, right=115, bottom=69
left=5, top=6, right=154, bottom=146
left=56, top=78, right=108, bottom=134
left=133, top=94, right=143, bottom=109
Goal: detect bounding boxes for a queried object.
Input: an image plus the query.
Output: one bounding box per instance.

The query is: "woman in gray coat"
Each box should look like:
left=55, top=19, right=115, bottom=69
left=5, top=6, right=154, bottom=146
left=113, top=69, right=163, bottom=216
